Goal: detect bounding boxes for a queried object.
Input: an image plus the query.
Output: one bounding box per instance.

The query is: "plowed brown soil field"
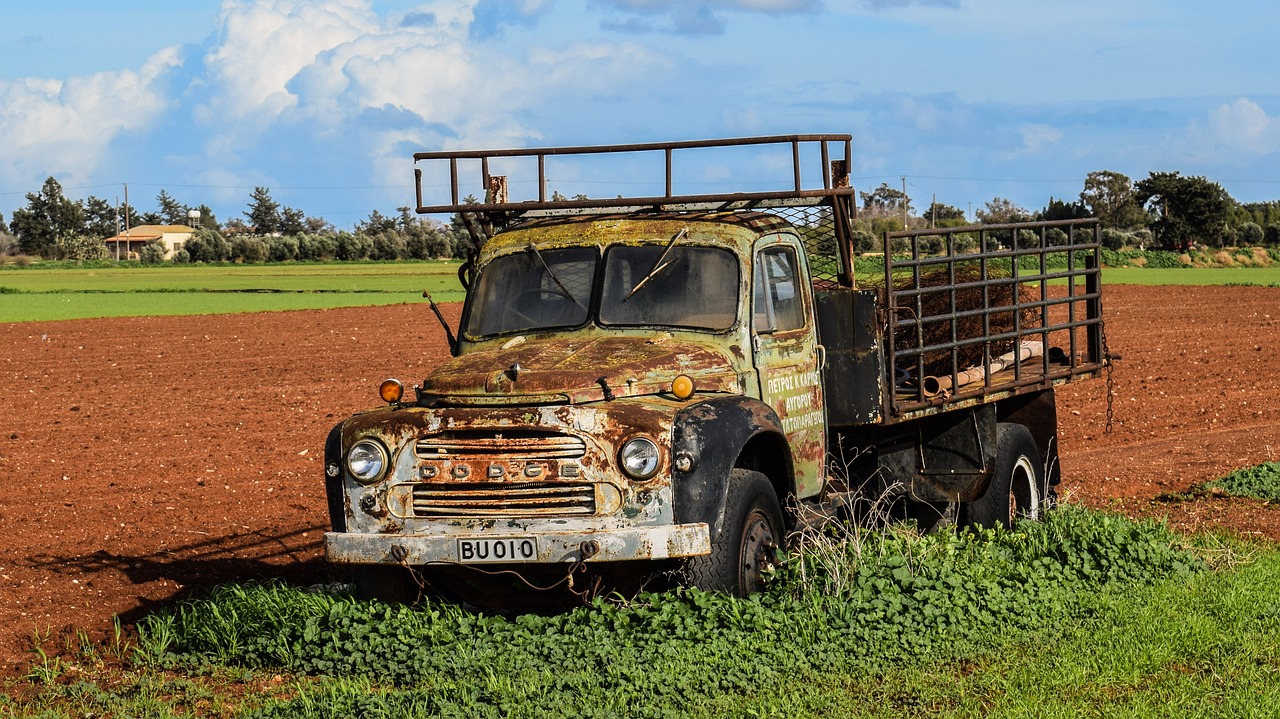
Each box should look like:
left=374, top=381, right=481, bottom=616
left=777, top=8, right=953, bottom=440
left=2, top=285, right=1279, bottom=672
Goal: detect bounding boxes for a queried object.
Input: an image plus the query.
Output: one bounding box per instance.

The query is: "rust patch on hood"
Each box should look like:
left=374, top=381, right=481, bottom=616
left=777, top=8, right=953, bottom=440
left=423, top=335, right=741, bottom=404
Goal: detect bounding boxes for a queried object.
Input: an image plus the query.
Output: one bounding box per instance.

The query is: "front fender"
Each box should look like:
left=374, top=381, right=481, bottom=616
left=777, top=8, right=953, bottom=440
left=323, top=420, right=347, bottom=532
left=671, top=396, right=791, bottom=541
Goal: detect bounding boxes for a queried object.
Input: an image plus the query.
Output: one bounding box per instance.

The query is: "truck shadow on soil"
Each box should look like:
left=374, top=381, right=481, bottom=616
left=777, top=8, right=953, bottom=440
left=23, top=524, right=341, bottom=625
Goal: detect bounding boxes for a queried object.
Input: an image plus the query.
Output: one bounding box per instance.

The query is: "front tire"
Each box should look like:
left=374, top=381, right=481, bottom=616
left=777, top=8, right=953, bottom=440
left=685, top=469, right=783, bottom=596
left=961, top=423, right=1045, bottom=529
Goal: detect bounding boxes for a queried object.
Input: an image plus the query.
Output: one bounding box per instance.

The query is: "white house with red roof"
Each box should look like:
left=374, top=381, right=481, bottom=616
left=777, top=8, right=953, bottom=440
left=103, top=225, right=196, bottom=260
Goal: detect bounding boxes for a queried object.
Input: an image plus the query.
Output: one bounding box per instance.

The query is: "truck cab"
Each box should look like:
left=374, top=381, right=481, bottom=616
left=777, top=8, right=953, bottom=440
left=322, top=135, right=1106, bottom=603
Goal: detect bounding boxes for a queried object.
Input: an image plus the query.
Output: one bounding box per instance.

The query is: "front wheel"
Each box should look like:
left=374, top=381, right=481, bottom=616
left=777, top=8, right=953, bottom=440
left=961, top=423, right=1046, bottom=530
left=685, top=469, right=783, bottom=597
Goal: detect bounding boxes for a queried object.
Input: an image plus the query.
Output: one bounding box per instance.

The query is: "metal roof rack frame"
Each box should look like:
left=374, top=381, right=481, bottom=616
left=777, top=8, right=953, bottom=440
left=412, top=134, right=859, bottom=284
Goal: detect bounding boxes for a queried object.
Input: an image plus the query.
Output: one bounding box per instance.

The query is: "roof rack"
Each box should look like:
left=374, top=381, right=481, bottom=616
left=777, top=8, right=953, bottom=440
left=413, top=134, right=859, bottom=284
left=413, top=134, right=855, bottom=215
left=413, top=135, right=858, bottom=277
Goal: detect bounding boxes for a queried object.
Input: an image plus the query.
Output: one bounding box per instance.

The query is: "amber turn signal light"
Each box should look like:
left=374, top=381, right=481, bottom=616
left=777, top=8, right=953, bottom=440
left=379, top=378, right=404, bottom=404
left=670, top=374, right=695, bottom=400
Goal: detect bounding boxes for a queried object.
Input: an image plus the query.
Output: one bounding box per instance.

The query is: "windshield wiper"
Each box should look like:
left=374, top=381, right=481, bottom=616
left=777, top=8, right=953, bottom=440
left=526, top=243, right=587, bottom=310
left=623, top=227, right=686, bottom=303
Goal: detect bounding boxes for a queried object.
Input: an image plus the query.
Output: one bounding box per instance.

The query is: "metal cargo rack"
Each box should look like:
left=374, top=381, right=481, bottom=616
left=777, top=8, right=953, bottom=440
left=413, top=134, right=860, bottom=286
left=882, top=219, right=1106, bottom=419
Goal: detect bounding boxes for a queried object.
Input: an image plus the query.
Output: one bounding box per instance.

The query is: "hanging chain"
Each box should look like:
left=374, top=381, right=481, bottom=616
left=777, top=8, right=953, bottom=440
left=1101, top=321, right=1116, bottom=434
left=392, top=545, right=597, bottom=602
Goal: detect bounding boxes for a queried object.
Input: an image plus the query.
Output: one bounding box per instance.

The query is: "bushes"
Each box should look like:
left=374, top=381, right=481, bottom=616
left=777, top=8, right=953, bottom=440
left=1100, top=228, right=1129, bottom=250
left=139, top=241, right=167, bottom=265
left=335, top=232, right=373, bottom=261
left=265, top=235, right=300, bottom=262
left=1238, top=222, right=1265, bottom=246
left=369, top=233, right=407, bottom=261
left=52, top=235, right=109, bottom=261
left=230, top=236, right=268, bottom=263
left=184, top=228, right=232, bottom=262
left=298, top=233, right=338, bottom=261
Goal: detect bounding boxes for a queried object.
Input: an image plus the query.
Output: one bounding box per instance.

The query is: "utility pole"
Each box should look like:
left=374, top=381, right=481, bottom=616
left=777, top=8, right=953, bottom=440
left=901, top=176, right=908, bottom=230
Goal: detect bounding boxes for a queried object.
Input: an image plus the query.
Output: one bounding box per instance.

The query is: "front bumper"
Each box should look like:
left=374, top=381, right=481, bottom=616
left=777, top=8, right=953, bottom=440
left=325, top=521, right=711, bottom=566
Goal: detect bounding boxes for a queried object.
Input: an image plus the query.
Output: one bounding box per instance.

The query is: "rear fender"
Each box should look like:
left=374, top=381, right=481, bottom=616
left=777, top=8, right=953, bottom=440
left=672, top=396, right=793, bottom=540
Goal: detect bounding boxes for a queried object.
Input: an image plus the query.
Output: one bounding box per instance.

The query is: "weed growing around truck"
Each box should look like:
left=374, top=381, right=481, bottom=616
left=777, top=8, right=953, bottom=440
left=1204, top=462, right=1280, bottom=503
left=131, top=508, right=1206, bottom=715
left=9, top=507, right=1277, bottom=718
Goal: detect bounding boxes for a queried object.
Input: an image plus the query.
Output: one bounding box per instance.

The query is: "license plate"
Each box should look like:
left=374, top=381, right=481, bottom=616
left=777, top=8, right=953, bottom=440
left=457, top=536, right=539, bottom=563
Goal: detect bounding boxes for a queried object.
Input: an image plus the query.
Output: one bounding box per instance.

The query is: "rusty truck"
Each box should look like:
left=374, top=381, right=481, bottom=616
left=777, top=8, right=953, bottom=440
left=322, top=134, right=1107, bottom=603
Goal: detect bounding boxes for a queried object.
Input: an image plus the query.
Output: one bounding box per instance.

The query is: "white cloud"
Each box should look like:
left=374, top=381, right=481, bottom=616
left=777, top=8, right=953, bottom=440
left=196, top=0, right=664, bottom=161
left=1003, top=123, right=1064, bottom=159
left=200, top=0, right=382, bottom=123
left=0, top=47, right=180, bottom=188
left=1183, top=98, right=1280, bottom=160
left=0, top=0, right=674, bottom=218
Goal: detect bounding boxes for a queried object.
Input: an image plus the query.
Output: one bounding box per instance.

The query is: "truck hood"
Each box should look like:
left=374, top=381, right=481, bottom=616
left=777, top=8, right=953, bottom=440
left=421, top=334, right=745, bottom=405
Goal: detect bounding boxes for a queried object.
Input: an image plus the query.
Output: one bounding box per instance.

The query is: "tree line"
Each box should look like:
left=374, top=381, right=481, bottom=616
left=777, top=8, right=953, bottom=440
left=855, top=169, right=1277, bottom=252
left=0, top=179, right=473, bottom=263
left=1, top=168, right=1276, bottom=263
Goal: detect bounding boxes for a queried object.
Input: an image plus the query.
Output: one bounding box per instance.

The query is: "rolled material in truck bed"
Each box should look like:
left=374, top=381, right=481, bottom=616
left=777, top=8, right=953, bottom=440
left=921, top=340, right=1043, bottom=397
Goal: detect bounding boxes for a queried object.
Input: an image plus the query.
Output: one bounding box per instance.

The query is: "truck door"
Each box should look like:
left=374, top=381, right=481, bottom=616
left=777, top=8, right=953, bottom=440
left=752, top=239, right=827, bottom=498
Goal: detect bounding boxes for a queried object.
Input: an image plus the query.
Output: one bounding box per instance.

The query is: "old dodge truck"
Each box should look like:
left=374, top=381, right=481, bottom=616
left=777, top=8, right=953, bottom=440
left=322, top=135, right=1106, bottom=603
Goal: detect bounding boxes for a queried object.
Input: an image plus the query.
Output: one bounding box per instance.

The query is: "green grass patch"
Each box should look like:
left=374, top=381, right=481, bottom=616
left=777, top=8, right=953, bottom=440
left=0, top=261, right=464, bottom=322
left=1204, top=462, right=1280, bottom=503
left=852, top=253, right=1280, bottom=288
left=1100, top=266, right=1280, bottom=286
left=121, top=507, right=1201, bottom=718
left=9, top=507, right=1278, bottom=717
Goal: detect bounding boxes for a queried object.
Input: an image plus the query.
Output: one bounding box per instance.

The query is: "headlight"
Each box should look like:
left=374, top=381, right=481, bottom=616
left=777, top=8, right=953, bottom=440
left=618, top=437, right=660, bottom=480
left=346, top=440, right=389, bottom=483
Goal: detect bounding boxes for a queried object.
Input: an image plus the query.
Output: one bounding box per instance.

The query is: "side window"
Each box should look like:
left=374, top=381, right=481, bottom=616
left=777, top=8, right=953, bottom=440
left=753, top=246, right=805, bottom=333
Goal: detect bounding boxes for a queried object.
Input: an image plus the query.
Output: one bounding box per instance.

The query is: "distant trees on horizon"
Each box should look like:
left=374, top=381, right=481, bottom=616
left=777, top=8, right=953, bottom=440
left=2, top=168, right=1278, bottom=263
left=854, top=169, right=1276, bottom=252
left=0, top=181, right=474, bottom=263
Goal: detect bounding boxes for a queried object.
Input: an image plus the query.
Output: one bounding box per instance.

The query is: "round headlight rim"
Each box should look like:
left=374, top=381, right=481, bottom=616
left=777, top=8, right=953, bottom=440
left=618, top=435, right=662, bottom=481
left=346, top=439, right=390, bottom=483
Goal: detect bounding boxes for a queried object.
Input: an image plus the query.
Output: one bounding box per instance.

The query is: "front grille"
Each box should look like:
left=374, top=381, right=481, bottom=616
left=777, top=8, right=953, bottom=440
left=410, top=481, right=596, bottom=517
left=416, top=429, right=586, bottom=460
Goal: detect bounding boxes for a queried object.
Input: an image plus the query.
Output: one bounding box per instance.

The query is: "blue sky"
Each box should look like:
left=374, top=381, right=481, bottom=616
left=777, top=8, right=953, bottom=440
left=2, top=0, right=1279, bottom=229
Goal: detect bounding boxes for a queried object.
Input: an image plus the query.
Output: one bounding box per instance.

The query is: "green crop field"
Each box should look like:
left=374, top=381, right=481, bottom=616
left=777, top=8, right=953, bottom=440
left=2, top=261, right=1277, bottom=324
left=0, top=262, right=466, bottom=323
left=1100, top=266, right=1280, bottom=286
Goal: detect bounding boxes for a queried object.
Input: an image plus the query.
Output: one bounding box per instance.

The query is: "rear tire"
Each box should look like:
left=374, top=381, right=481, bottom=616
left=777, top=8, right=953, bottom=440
left=685, top=469, right=783, bottom=597
left=961, top=423, right=1045, bottom=529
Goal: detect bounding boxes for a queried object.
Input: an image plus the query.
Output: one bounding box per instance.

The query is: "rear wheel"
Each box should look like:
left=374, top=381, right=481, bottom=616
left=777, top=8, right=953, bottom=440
left=685, top=469, right=783, bottom=597
left=961, top=423, right=1045, bottom=529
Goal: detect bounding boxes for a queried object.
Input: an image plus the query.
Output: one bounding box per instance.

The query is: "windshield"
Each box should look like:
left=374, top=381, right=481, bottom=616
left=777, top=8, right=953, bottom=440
left=599, top=245, right=739, bottom=330
left=464, top=246, right=597, bottom=337
left=464, top=243, right=740, bottom=338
